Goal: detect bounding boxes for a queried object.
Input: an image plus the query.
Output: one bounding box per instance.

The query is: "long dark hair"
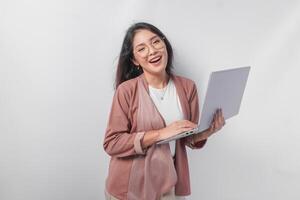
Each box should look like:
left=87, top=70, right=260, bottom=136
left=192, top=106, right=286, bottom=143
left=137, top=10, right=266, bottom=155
left=114, top=22, right=174, bottom=89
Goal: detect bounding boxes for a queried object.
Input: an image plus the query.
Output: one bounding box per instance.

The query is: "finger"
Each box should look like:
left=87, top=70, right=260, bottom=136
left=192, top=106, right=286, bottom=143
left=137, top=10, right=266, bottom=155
left=213, top=116, right=219, bottom=130
left=175, top=121, right=186, bottom=129
left=215, top=117, right=222, bottom=131
left=209, top=123, right=215, bottom=133
left=185, top=120, right=197, bottom=128
left=218, top=109, right=225, bottom=127
left=217, top=110, right=222, bottom=125
left=219, top=108, right=223, bottom=119
left=212, top=112, right=217, bottom=123
left=214, top=109, right=218, bottom=120
left=213, top=121, right=219, bottom=132
left=216, top=109, right=221, bottom=121
left=175, top=123, right=194, bottom=133
left=213, top=110, right=220, bottom=127
left=219, top=117, right=224, bottom=127
left=213, top=113, right=219, bottom=128
left=220, top=109, right=225, bottom=124
left=213, top=121, right=220, bottom=132
left=181, top=120, right=197, bottom=129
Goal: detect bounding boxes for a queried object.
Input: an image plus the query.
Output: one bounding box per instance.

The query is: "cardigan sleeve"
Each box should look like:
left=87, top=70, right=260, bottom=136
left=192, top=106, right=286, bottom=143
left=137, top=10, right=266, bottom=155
left=103, top=85, right=146, bottom=158
left=185, top=82, right=207, bottom=149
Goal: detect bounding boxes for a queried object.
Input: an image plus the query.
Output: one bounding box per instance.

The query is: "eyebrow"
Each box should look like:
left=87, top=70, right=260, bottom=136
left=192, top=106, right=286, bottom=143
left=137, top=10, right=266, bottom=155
left=134, top=35, right=160, bottom=48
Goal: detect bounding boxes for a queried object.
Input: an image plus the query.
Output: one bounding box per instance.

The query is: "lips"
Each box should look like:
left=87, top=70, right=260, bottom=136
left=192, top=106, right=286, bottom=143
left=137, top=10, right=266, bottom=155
left=149, top=56, right=162, bottom=64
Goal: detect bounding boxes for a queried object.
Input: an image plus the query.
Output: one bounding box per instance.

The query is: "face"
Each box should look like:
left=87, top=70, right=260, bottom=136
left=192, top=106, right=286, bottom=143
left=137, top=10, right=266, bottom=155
left=132, top=29, right=168, bottom=77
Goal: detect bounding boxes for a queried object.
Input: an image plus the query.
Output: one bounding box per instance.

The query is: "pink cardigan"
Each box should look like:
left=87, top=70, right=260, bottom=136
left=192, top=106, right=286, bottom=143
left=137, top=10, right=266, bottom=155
left=103, top=74, right=206, bottom=200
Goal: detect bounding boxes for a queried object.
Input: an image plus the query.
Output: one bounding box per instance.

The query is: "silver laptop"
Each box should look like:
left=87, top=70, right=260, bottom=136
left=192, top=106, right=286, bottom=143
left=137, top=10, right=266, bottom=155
left=157, top=66, right=250, bottom=144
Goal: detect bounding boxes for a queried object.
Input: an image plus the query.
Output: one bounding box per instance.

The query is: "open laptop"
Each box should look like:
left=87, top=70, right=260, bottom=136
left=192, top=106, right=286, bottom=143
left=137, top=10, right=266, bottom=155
left=157, top=66, right=251, bottom=144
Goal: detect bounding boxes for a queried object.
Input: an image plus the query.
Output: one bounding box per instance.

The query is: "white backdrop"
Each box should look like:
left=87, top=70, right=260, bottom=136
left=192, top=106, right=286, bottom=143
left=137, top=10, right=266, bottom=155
left=1, top=0, right=300, bottom=199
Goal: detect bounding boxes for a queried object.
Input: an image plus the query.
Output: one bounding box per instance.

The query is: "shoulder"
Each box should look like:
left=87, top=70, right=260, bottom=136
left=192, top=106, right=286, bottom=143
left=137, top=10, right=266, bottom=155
left=173, top=75, right=195, bottom=84
left=115, top=75, right=140, bottom=100
left=172, top=74, right=197, bottom=91
left=117, top=75, right=140, bottom=91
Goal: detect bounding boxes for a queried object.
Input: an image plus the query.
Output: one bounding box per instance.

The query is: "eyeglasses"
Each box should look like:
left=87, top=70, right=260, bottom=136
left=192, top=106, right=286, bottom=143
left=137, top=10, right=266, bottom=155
left=133, top=36, right=165, bottom=58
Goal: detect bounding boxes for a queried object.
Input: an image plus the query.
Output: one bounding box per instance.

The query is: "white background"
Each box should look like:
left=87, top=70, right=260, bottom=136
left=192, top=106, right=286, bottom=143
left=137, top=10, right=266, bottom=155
left=1, top=0, right=300, bottom=199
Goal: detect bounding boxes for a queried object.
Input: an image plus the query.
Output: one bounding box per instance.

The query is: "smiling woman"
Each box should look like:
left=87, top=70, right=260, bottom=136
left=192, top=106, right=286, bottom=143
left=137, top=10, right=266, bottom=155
left=103, top=22, right=225, bottom=200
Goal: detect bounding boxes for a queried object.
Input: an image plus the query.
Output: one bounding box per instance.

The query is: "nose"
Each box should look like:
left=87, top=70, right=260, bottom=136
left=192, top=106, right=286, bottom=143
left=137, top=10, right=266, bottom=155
left=148, top=44, right=157, bottom=56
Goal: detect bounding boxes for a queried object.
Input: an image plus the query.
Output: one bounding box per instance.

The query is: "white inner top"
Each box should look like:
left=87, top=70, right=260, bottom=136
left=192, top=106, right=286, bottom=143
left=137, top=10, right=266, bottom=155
left=148, top=79, right=184, bottom=157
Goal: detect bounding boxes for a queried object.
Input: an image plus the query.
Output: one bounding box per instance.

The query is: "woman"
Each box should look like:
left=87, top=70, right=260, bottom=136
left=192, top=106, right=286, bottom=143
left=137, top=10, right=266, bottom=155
left=103, top=22, right=225, bottom=200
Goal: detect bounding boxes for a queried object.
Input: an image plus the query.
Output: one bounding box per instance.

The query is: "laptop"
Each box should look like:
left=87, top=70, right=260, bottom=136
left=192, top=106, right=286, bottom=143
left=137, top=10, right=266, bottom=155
left=157, top=66, right=251, bottom=144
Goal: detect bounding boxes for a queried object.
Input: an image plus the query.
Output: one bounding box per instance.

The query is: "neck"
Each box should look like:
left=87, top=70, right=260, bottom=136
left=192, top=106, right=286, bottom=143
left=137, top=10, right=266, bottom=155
left=144, top=71, right=169, bottom=89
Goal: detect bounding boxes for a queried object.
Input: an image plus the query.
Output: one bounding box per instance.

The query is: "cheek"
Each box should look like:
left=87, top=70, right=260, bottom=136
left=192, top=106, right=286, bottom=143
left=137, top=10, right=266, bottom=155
left=135, top=57, right=149, bottom=68
left=140, top=58, right=149, bottom=66
left=133, top=56, right=145, bottom=66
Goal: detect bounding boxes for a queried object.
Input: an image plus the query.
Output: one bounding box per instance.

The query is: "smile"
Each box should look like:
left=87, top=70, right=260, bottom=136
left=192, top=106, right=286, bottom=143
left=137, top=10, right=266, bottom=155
left=149, top=56, right=162, bottom=64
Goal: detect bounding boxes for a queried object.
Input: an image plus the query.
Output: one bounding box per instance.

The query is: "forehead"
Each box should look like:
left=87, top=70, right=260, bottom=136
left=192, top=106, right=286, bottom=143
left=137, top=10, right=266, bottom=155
left=133, top=29, right=158, bottom=47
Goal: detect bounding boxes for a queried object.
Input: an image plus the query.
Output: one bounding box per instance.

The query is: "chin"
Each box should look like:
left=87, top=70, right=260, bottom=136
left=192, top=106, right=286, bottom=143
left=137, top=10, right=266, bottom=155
left=142, top=54, right=168, bottom=75
left=150, top=69, right=167, bottom=77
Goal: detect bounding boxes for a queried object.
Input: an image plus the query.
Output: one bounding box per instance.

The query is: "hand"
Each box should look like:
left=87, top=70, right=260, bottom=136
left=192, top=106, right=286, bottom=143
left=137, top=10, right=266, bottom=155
left=196, top=108, right=226, bottom=141
left=157, top=120, right=197, bottom=141
left=208, top=108, right=226, bottom=134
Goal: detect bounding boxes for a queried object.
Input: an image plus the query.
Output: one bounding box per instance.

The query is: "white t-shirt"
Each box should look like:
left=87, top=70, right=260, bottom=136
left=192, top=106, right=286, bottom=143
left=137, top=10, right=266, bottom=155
left=148, top=79, right=184, bottom=157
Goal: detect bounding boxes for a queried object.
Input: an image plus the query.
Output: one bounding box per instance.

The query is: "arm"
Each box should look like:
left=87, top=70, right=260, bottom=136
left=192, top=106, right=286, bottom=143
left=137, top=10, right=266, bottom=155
left=184, top=82, right=207, bottom=149
left=103, top=85, right=147, bottom=158
left=141, top=130, right=160, bottom=149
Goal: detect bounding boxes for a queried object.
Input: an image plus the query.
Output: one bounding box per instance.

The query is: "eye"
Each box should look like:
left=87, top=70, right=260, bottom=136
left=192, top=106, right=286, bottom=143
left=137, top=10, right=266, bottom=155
left=153, top=39, right=160, bottom=44
left=137, top=47, right=145, bottom=52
